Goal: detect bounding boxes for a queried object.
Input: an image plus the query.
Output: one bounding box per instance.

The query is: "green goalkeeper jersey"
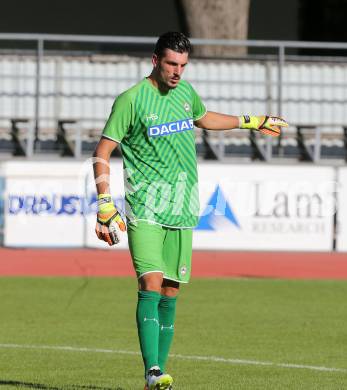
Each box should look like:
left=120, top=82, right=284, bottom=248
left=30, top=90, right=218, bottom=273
left=102, top=77, right=206, bottom=228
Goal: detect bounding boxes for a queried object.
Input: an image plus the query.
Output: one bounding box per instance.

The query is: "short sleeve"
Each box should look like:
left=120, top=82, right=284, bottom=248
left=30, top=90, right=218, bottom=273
left=190, top=85, right=207, bottom=121
left=102, top=91, right=133, bottom=143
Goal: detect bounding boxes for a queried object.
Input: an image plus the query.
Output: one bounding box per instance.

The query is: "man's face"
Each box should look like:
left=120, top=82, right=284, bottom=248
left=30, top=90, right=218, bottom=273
left=152, top=48, right=189, bottom=89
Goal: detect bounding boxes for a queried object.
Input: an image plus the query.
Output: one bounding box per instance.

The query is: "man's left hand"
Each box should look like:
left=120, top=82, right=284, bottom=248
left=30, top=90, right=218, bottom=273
left=239, top=115, right=288, bottom=137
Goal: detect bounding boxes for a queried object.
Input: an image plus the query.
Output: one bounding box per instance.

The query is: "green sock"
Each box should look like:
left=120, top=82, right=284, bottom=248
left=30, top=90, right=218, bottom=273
left=136, top=290, right=161, bottom=374
left=158, top=295, right=177, bottom=372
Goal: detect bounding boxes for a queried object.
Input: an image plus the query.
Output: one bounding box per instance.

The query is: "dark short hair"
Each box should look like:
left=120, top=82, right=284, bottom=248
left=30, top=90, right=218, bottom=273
left=154, top=32, right=191, bottom=58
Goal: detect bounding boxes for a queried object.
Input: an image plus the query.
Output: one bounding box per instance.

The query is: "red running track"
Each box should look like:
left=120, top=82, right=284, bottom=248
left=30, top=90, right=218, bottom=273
left=0, top=248, right=347, bottom=279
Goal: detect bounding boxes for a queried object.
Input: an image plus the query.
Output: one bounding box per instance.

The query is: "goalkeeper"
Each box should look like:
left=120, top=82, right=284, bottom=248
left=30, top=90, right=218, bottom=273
left=93, top=31, right=288, bottom=390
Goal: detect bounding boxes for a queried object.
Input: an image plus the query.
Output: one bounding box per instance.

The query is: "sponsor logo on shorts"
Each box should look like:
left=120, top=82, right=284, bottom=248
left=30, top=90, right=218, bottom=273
left=180, top=265, right=187, bottom=276
left=148, top=118, right=194, bottom=138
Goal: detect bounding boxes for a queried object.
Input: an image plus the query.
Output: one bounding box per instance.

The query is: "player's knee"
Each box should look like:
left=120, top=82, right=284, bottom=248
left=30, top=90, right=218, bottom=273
left=161, top=286, right=179, bottom=297
left=139, top=272, right=163, bottom=292
left=161, top=279, right=179, bottom=297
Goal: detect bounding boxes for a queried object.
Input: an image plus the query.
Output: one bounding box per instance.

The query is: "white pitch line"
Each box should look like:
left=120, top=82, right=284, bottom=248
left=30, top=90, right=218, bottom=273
left=0, top=343, right=346, bottom=374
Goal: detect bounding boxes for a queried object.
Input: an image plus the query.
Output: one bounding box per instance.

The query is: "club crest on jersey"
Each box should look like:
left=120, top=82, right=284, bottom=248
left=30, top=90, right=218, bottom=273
left=148, top=118, right=194, bottom=138
left=183, top=102, right=191, bottom=112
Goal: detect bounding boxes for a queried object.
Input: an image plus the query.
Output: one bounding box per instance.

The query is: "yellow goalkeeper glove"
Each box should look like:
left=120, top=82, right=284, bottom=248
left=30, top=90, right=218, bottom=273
left=239, top=115, right=288, bottom=137
left=95, top=194, right=126, bottom=246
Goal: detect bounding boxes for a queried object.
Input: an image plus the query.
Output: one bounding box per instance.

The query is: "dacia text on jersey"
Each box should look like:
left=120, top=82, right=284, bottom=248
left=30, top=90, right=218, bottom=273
left=148, top=118, right=194, bottom=138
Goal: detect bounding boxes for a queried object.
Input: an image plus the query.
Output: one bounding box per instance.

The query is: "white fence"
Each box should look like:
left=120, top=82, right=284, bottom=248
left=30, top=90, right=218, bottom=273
left=1, top=33, right=347, bottom=137
left=1, top=55, right=347, bottom=132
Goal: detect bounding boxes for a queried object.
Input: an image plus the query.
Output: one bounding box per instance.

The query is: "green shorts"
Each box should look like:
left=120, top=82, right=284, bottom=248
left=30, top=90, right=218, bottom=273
left=127, top=221, right=193, bottom=283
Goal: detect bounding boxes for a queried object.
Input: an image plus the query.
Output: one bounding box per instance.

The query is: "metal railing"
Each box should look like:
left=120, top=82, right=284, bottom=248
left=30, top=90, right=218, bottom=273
left=1, top=33, right=347, bottom=161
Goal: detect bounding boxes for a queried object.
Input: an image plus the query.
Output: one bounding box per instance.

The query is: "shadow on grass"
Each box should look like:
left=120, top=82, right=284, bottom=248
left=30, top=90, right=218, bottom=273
left=0, top=380, right=125, bottom=390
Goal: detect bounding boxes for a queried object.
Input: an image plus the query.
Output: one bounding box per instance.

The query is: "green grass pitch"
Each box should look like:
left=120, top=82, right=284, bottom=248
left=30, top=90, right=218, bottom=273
left=0, top=277, right=346, bottom=389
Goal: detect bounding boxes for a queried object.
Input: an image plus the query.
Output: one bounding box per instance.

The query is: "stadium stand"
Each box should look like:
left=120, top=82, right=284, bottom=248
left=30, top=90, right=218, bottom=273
left=1, top=38, right=347, bottom=161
